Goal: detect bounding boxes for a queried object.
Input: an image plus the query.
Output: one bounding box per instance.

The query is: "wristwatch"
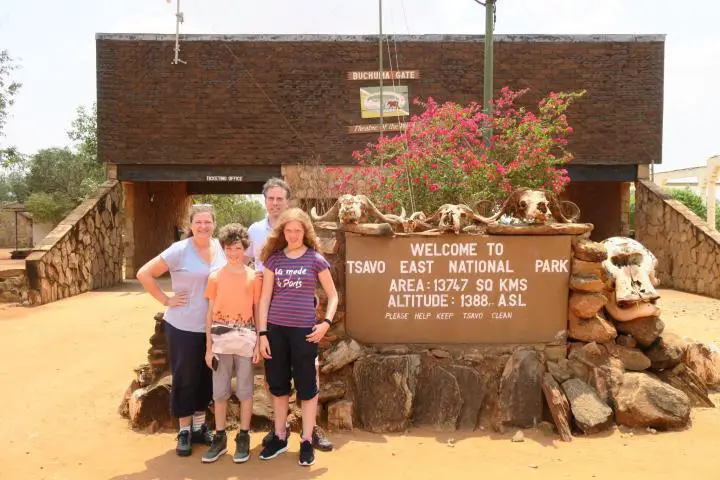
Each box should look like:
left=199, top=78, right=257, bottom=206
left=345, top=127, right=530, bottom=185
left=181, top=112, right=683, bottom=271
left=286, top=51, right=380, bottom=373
left=321, top=319, right=332, bottom=326
left=258, top=331, right=268, bottom=337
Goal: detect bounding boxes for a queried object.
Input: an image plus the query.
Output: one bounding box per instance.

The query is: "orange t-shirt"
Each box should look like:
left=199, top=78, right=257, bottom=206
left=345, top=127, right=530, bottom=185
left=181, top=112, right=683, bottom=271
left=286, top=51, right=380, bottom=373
left=205, top=265, right=261, bottom=326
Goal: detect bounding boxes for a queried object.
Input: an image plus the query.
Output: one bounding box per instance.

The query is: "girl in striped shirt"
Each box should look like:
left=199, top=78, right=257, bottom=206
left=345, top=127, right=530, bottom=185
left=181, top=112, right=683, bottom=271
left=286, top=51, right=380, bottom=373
left=256, top=208, right=338, bottom=467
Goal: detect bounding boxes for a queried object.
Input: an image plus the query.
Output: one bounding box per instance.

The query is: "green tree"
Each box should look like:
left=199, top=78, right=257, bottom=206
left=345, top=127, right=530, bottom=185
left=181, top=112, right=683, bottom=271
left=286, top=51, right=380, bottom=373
left=0, top=50, right=22, bottom=164
left=666, top=187, right=720, bottom=229
left=68, top=103, right=97, bottom=162
left=193, top=194, right=266, bottom=228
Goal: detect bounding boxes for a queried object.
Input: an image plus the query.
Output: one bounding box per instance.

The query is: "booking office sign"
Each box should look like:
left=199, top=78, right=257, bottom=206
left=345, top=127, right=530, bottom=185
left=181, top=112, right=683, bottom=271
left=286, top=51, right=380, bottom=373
left=344, top=235, right=572, bottom=344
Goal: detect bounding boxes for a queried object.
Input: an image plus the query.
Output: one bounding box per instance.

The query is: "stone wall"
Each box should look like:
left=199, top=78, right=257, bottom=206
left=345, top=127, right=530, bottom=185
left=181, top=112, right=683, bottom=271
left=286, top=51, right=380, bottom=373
left=635, top=179, right=720, bottom=298
left=25, top=181, right=124, bottom=305
left=0, top=269, right=28, bottom=303
left=0, top=210, right=32, bottom=248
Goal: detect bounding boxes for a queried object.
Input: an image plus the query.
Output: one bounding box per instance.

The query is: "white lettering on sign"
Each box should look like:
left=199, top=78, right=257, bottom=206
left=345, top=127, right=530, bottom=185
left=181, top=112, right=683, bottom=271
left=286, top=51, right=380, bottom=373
left=449, top=260, right=514, bottom=274
left=389, top=278, right=425, bottom=292
left=534, top=259, right=569, bottom=273
left=410, top=242, right=477, bottom=257
left=499, top=278, right=528, bottom=291
left=384, top=312, right=409, bottom=320
left=347, top=260, right=386, bottom=274
left=400, top=260, right=434, bottom=274
left=206, top=175, right=244, bottom=181
left=348, top=70, right=420, bottom=81
left=388, top=294, right=449, bottom=308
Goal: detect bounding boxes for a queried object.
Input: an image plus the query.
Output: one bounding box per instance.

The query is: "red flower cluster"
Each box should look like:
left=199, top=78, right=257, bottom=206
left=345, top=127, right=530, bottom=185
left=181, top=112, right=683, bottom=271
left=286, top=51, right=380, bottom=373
left=328, top=87, right=586, bottom=214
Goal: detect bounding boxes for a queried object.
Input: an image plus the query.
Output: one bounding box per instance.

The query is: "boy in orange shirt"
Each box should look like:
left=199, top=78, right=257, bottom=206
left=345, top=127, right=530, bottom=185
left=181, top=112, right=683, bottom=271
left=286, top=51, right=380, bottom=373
left=202, top=224, right=261, bottom=464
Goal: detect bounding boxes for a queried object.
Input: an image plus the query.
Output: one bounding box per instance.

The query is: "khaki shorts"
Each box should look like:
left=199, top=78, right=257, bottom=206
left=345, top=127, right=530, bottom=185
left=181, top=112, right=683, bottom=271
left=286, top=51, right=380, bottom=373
left=212, top=354, right=254, bottom=402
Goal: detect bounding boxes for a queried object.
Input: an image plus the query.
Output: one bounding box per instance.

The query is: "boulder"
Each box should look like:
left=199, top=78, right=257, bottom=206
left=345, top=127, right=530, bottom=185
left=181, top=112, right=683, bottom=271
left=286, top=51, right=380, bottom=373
left=328, top=400, right=354, bottom=430
left=657, top=364, right=714, bottom=408
left=572, top=238, right=608, bottom=262
left=614, top=316, right=664, bottom=348
left=571, top=258, right=604, bottom=277
left=568, top=311, right=617, bottom=343
left=616, top=334, right=638, bottom=349
left=353, top=354, right=420, bottom=432
left=319, top=381, right=347, bottom=404
left=322, top=339, right=364, bottom=374
left=569, top=274, right=605, bottom=293
left=413, top=363, right=462, bottom=431
left=547, top=359, right=573, bottom=383
left=127, top=376, right=173, bottom=429
left=615, top=372, right=691, bottom=429
left=444, top=365, right=486, bottom=431
left=569, top=292, right=608, bottom=319
left=606, top=343, right=652, bottom=371
left=682, top=343, right=720, bottom=389
left=561, top=378, right=614, bottom=434
left=542, top=373, right=573, bottom=442
left=493, top=349, right=543, bottom=430
left=645, top=333, right=688, bottom=370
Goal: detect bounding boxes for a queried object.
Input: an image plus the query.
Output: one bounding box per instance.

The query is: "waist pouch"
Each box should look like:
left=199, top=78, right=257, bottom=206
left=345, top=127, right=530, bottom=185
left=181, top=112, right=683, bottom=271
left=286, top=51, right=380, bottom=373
left=211, top=323, right=257, bottom=356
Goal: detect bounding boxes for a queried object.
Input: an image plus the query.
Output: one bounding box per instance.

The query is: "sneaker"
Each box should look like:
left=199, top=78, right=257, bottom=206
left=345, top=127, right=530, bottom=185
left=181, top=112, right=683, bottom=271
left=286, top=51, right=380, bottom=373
left=259, top=433, right=288, bottom=460
left=298, top=440, right=315, bottom=466
left=262, top=423, right=290, bottom=447
left=312, top=425, right=334, bottom=452
left=233, top=431, right=250, bottom=464
left=201, top=432, right=227, bottom=463
left=191, top=424, right=213, bottom=445
left=176, top=430, right=192, bottom=457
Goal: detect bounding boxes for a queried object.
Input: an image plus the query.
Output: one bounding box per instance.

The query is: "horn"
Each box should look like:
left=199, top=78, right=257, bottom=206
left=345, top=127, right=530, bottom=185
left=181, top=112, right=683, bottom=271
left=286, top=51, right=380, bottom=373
left=545, top=190, right=579, bottom=223
left=310, top=198, right=340, bottom=222
left=359, top=195, right=402, bottom=225
left=472, top=190, right=522, bottom=223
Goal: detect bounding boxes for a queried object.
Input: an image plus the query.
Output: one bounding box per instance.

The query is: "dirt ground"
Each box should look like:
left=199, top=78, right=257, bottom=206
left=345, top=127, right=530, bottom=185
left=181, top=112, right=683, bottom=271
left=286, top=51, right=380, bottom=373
left=0, top=248, right=24, bottom=271
left=1, top=282, right=719, bottom=480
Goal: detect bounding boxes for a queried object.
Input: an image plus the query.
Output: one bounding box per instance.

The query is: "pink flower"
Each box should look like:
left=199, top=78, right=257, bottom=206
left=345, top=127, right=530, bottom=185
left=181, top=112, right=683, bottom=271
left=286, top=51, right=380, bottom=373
left=429, top=184, right=439, bottom=192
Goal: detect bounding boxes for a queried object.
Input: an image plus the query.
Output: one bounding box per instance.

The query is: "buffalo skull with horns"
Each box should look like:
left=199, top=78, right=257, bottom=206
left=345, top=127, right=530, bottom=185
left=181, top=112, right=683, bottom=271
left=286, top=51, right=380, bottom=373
left=310, top=194, right=407, bottom=227
left=423, top=204, right=494, bottom=234
left=481, top=188, right=581, bottom=225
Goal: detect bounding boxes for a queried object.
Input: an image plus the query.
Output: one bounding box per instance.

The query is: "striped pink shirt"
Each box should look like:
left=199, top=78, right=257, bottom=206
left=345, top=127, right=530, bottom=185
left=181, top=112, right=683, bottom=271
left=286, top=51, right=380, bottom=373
left=264, top=248, right=330, bottom=328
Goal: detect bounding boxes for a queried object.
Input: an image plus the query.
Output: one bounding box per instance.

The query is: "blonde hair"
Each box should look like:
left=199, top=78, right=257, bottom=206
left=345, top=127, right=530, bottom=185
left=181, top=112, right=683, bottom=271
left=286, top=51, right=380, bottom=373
left=260, top=208, right=321, bottom=262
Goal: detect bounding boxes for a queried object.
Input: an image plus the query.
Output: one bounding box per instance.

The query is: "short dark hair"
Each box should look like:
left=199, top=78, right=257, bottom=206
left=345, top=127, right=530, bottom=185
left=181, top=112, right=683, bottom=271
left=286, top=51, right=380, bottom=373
left=262, top=177, right=292, bottom=200
left=217, top=223, right=250, bottom=249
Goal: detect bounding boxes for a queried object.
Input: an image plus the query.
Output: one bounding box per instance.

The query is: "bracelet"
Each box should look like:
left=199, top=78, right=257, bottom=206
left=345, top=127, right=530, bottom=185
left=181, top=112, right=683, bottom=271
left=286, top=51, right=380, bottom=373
left=322, top=319, right=332, bottom=326
left=259, top=331, right=268, bottom=337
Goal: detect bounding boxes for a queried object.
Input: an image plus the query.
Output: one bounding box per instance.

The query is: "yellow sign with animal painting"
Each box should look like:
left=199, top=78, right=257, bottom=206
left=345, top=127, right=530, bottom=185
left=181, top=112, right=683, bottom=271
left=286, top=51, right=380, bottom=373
left=359, top=86, right=410, bottom=118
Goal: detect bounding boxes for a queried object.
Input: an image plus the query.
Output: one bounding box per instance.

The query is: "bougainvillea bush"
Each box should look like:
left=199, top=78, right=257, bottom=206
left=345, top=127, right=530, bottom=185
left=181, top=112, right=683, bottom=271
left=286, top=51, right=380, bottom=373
left=327, top=87, right=586, bottom=214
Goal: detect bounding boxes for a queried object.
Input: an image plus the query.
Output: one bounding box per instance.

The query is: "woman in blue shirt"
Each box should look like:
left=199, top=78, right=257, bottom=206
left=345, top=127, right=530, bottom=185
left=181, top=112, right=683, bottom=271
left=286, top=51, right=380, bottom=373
left=137, top=204, right=227, bottom=457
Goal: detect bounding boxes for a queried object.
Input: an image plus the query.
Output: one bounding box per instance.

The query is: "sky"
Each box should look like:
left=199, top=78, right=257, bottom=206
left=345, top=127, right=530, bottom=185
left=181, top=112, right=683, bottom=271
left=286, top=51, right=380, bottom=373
left=0, top=0, right=718, bottom=174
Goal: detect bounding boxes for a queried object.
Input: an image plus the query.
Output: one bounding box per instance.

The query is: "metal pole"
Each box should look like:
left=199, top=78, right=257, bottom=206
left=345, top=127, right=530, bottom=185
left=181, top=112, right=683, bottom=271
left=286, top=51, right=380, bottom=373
left=483, top=0, right=495, bottom=144
left=379, top=0, right=384, bottom=136
left=14, top=211, right=18, bottom=250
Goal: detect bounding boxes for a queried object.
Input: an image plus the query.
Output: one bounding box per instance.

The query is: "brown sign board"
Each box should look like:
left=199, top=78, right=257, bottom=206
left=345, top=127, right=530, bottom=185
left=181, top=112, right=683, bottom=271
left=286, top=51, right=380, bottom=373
left=345, top=235, right=572, bottom=344
left=347, top=123, right=407, bottom=134
left=347, top=70, right=420, bottom=81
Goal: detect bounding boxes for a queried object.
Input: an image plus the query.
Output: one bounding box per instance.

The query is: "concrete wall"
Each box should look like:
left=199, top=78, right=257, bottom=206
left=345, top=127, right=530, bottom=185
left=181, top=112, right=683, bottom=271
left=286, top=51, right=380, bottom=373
left=635, top=179, right=720, bottom=298
left=123, top=181, right=191, bottom=278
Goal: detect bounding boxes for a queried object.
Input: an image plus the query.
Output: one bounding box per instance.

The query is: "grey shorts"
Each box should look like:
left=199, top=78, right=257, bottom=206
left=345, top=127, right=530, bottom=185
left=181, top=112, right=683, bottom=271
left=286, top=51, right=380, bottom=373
left=212, top=354, right=254, bottom=402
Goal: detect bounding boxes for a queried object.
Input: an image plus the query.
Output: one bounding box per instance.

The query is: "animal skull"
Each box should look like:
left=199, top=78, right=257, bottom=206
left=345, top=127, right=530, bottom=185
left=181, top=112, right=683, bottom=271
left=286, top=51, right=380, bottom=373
left=485, top=188, right=581, bottom=224
left=310, top=194, right=406, bottom=227
left=425, top=204, right=489, bottom=234
left=601, top=237, right=661, bottom=322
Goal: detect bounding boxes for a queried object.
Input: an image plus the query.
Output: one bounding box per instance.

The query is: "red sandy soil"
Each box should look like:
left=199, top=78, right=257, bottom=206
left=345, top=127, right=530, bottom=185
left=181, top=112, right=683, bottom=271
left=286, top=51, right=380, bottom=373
left=1, top=282, right=719, bottom=480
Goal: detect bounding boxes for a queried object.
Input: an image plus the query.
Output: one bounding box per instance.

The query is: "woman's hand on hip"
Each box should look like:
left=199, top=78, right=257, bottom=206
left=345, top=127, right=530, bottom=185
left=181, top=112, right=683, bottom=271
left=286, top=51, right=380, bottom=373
left=166, top=291, right=188, bottom=307
left=306, top=322, right=330, bottom=343
left=259, top=336, right=272, bottom=360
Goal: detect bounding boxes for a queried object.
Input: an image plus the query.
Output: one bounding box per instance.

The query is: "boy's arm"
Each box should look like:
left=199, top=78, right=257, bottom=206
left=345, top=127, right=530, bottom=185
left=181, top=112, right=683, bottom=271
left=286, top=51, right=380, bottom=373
left=205, top=298, right=214, bottom=350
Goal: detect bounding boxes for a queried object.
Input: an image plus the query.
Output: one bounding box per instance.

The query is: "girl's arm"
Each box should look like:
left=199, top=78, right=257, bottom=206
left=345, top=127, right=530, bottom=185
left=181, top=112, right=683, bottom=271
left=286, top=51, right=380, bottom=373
left=306, top=269, right=338, bottom=343
left=258, top=267, right=275, bottom=359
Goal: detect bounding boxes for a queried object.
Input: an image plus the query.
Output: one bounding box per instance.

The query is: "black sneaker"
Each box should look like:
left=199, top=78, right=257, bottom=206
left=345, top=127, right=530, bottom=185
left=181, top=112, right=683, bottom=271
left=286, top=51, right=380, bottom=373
left=233, top=431, right=250, bottom=464
left=312, top=425, right=334, bottom=452
left=299, top=440, right=315, bottom=466
left=176, top=430, right=192, bottom=457
left=262, top=423, right=290, bottom=447
left=259, top=434, right=288, bottom=460
left=201, top=432, right=227, bottom=463
left=191, top=424, right=213, bottom=445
